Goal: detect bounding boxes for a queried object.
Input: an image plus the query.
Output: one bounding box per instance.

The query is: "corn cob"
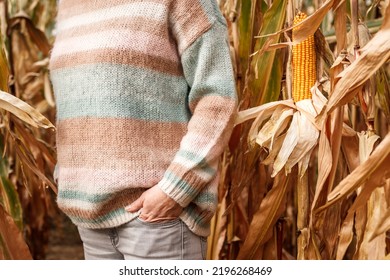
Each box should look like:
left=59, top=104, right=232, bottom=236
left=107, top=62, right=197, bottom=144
left=292, top=12, right=316, bottom=102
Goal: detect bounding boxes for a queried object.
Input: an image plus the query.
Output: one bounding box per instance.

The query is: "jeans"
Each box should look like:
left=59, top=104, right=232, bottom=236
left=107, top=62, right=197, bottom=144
left=77, top=218, right=207, bottom=260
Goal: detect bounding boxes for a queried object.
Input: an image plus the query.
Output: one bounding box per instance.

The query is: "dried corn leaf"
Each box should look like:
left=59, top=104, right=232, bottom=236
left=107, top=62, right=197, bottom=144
left=347, top=133, right=390, bottom=259
left=244, top=103, right=292, bottom=153
left=358, top=187, right=386, bottom=259
left=336, top=214, right=354, bottom=259
left=22, top=74, right=44, bottom=100
left=239, top=94, right=320, bottom=180
left=0, top=90, right=55, bottom=129
left=369, top=200, right=390, bottom=241
left=262, top=133, right=287, bottom=165
left=319, top=132, right=390, bottom=210
left=318, top=3, right=390, bottom=120
left=257, top=0, right=334, bottom=48
left=13, top=137, right=57, bottom=194
left=341, top=133, right=360, bottom=173
left=0, top=204, right=32, bottom=260
left=235, top=99, right=296, bottom=125
left=354, top=206, right=368, bottom=259
left=376, top=68, right=390, bottom=121
left=30, top=58, right=49, bottom=72
left=291, top=0, right=334, bottom=43
left=311, top=85, right=328, bottom=115
left=323, top=204, right=342, bottom=258
left=20, top=72, right=40, bottom=86
left=358, top=132, right=380, bottom=162
left=331, top=51, right=347, bottom=70
left=207, top=191, right=228, bottom=260
left=285, top=100, right=319, bottom=176
left=347, top=178, right=386, bottom=218
left=13, top=119, right=56, bottom=168
left=44, top=72, right=55, bottom=107
left=0, top=36, right=9, bottom=92
left=236, top=172, right=289, bottom=259
left=312, top=128, right=332, bottom=211
left=255, top=107, right=293, bottom=147
left=272, top=113, right=299, bottom=177
left=8, top=13, right=51, bottom=56
left=35, top=99, right=50, bottom=114
left=297, top=147, right=315, bottom=178
left=342, top=123, right=357, bottom=137
left=356, top=131, right=386, bottom=259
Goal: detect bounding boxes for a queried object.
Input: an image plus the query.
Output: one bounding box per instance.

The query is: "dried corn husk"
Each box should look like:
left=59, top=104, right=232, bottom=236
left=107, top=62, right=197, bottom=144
left=236, top=85, right=327, bottom=177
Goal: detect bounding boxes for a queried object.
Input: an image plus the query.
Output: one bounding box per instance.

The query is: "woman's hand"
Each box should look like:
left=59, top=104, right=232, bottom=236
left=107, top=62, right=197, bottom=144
left=125, top=185, right=183, bottom=222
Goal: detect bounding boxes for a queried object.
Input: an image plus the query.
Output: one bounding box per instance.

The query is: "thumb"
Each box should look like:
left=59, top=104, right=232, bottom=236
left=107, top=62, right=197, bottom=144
left=125, top=196, right=144, bottom=212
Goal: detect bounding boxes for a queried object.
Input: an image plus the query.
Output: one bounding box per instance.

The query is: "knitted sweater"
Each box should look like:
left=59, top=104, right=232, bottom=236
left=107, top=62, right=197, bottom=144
left=49, top=0, right=237, bottom=237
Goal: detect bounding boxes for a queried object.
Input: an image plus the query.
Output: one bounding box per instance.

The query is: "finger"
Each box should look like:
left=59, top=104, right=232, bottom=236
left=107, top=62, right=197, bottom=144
left=125, top=197, right=144, bottom=212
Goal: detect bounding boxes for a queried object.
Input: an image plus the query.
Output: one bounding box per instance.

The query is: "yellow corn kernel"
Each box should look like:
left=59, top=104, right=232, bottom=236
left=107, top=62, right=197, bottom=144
left=292, top=12, right=316, bottom=102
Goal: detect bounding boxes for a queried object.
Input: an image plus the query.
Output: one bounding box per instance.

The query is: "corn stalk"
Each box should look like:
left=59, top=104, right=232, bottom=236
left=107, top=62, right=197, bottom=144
left=212, top=0, right=390, bottom=260
left=0, top=0, right=56, bottom=259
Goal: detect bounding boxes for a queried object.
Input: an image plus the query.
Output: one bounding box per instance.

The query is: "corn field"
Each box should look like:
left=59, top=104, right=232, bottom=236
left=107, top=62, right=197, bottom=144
left=0, top=0, right=389, bottom=260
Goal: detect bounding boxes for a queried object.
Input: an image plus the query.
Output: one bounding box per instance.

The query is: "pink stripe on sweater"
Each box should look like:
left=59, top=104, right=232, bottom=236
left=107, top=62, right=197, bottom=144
left=51, top=29, right=179, bottom=63
left=58, top=167, right=163, bottom=190
left=58, top=0, right=169, bottom=21
left=170, top=0, right=211, bottom=54
left=56, top=117, right=186, bottom=150
left=57, top=1, right=168, bottom=31
left=58, top=144, right=176, bottom=169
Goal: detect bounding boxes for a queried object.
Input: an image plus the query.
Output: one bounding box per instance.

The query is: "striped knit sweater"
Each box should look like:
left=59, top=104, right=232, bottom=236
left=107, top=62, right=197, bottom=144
left=49, top=0, right=237, bottom=237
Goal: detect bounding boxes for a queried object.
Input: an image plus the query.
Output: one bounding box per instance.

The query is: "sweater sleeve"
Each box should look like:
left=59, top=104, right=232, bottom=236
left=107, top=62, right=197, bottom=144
left=157, top=17, right=238, bottom=207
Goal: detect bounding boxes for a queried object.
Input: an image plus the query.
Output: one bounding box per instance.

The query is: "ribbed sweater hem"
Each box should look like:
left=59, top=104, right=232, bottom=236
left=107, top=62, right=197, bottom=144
left=69, top=208, right=210, bottom=237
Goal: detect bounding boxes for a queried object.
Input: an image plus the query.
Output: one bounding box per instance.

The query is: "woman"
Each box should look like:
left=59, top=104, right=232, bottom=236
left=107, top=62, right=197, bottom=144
left=50, top=0, right=237, bottom=260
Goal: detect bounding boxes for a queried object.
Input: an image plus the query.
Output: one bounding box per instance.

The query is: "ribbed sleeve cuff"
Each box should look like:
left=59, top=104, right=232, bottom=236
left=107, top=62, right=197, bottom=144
left=157, top=171, right=206, bottom=208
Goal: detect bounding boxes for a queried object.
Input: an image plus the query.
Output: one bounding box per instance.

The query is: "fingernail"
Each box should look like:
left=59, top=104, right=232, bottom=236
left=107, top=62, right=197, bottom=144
left=125, top=205, right=132, bottom=212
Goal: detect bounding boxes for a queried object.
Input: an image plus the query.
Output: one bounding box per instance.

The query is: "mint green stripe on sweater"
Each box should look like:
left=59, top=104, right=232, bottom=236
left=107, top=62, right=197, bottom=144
left=192, top=191, right=217, bottom=205
left=175, top=150, right=216, bottom=175
left=181, top=22, right=236, bottom=104
left=58, top=190, right=110, bottom=203
left=51, top=64, right=191, bottom=122
left=59, top=187, right=216, bottom=206
left=161, top=170, right=207, bottom=201
left=182, top=205, right=212, bottom=229
left=69, top=208, right=127, bottom=224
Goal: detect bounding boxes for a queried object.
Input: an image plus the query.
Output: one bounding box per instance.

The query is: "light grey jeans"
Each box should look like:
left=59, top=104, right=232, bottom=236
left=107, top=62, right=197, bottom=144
left=77, top=218, right=207, bottom=260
